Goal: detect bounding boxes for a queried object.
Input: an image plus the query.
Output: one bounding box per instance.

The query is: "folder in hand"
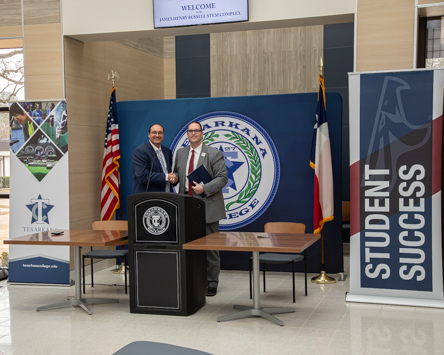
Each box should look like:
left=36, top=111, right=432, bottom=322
left=187, top=165, right=212, bottom=197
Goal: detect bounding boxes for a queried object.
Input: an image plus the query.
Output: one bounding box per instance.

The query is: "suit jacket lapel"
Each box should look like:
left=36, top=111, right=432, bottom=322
left=197, top=144, right=207, bottom=168
left=148, top=143, right=160, bottom=171
left=182, top=145, right=191, bottom=184
left=161, top=145, right=171, bottom=172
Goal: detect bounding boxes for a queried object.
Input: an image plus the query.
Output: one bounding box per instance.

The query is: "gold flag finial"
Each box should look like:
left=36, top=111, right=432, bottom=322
left=320, top=57, right=323, bottom=77
left=108, top=70, right=120, bottom=88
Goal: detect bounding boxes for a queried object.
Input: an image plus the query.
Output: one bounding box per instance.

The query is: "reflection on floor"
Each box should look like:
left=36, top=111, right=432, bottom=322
left=0, top=249, right=443, bottom=355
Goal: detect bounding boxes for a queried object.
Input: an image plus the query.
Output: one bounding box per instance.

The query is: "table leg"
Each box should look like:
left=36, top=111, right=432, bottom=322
left=217, top=251, right=295, bottom=326
left=36, top=246, right=119, bottom=315
left=252, top=250, right=260, bottom=309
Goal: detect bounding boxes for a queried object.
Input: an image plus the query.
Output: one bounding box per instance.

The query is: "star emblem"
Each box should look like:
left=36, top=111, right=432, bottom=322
left=220, top=146, right=244, bottom=192
left=26, top=195, right=54, bottom=224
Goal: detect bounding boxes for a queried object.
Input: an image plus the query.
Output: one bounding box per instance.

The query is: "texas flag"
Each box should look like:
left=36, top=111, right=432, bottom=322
left=310, top=74, right=334, bottom=234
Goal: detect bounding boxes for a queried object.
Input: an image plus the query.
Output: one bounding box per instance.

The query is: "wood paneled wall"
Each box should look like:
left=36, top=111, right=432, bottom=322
left=210, top=26, right=323, bottom=97
left=164, top=36, right=176, bottom=99
left=0, top=0, right=22, bottom=33
left=22, top=0, right=64, bottom=99
left=356, top=0, right=416, bottom=71
left=0, top=0, right=21, bottom=38
left=64, top=38, right=165, bottom=230
left=0, top=0, right=65, bottom=100
left=418, top=0, right=444, bottom=5
left=24, top=23, right=64, bottom=99
left=0, top=26, right=22, bottom=38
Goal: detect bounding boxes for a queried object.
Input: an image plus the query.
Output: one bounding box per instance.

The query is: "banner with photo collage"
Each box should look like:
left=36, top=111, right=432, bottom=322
left=347, top=69, right=444, bottom=307
left=8, top=100, right=69, bottom=284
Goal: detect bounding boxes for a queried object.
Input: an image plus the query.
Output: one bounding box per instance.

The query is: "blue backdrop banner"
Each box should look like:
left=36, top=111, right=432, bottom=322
left=118, top=93, right=343, bottom=273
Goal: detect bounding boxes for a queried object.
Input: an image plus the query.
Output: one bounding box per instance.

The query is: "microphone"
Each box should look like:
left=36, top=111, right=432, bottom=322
left=145, top=150, right=158, bottom=193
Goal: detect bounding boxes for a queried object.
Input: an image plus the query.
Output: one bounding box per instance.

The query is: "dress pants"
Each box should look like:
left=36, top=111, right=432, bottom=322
left=206, top=221, right=220, bottom=289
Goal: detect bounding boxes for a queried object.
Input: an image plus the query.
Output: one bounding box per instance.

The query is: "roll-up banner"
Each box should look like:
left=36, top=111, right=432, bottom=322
left=347, top=69, right=444, bottom=307
left=8, top=100, right=69, bottom=284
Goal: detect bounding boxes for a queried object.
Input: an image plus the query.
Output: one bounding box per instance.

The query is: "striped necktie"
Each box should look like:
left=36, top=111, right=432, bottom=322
left=156, top=149, right=170, bottom=192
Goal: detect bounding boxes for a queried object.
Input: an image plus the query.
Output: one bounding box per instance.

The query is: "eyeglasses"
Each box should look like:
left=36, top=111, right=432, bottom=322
left=150, top=131, right=164, bottom=135
left=187, top=129, right=202, bottom=134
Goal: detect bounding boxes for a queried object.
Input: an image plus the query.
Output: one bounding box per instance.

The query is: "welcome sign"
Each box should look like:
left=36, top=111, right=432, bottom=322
left=347, top=69, right=444, bottom=307
left=153, top=0, right=248, bottom=28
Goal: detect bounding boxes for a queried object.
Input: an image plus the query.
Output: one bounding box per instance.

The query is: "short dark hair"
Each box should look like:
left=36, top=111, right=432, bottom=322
left=10, top=102, right=24, bottom=116
left=149, top=123, right=165, bottom=134
left=187, top=121, right=202, bottom=131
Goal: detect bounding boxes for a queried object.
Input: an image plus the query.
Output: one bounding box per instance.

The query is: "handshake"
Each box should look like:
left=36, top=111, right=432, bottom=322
left=168, top=172, right=178, bottom=184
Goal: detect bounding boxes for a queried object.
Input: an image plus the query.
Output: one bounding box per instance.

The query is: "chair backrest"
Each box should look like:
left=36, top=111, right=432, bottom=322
left=92, top=220, right=128, bottom=231
left=264, top=222, right=306, bottom=234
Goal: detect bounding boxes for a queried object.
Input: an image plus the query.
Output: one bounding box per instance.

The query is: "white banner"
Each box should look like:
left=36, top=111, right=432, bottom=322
left=9, top=100, right=69, bottom=284
left=347, top=69, right=444, bottom=307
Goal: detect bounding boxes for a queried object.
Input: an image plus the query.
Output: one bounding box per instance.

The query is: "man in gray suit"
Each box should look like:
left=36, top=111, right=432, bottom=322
left=171, top=121, right=228, bottom=296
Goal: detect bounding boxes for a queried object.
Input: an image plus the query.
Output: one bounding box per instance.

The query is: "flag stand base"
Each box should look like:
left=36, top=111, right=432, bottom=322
left=311, top=271, right=336, bottom=284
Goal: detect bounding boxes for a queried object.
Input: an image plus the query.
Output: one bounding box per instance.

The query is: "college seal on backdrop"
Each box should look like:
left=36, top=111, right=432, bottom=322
left=143, top=207, right=170, bottom=235
left=171, top=111, right=280, bottom=230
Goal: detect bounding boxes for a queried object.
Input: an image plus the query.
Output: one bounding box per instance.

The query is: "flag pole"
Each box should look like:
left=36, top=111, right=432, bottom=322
left=311, top=228, right=336, bottom=284
left=107, top=70, right=126, bottom=275
left=107, top=70, right=122, bottom=221
left=311, top=58, right=336, bottom=285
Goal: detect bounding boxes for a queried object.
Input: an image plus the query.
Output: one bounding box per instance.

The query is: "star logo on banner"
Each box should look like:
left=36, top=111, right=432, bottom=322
left=26, top=195, right=54, bottom=224
left=219, top=146, right=244, bottom=193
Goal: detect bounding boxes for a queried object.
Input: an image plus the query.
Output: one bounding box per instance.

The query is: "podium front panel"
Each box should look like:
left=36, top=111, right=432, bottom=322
left=135, top=250, right=180, bottom=310
left=134, top=199, right=179, bottom=244
left=128, top=192, right=206, bottom=315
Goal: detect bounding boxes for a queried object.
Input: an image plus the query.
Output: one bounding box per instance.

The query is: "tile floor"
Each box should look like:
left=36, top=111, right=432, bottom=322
left=0, top=249, right=443, bottom=354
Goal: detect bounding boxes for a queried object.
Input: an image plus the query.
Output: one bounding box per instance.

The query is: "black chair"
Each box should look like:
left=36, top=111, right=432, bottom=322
left=82, top=220, right=128, bottom=294
left=249, top=222, right=307, bottom=303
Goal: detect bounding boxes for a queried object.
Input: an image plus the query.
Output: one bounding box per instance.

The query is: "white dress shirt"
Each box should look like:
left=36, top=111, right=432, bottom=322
left=185, top=142, right=202, bottom=191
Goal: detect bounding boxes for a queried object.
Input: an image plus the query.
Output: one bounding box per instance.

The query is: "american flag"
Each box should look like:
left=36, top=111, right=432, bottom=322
left=310, top=74, right=334, bottom=234
left=100, top=87, right=120, bottom=220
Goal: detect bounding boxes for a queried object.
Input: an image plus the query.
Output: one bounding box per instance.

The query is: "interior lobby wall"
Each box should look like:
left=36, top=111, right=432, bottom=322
left=0, top=0, right=23, bottom=38
left=210, top=26, right=323, bottom=97
left=355, top=0, right=416, bottom=71
left=61, top=0, right=355, bottom=40
left=23, top=0, right=64, bottom=100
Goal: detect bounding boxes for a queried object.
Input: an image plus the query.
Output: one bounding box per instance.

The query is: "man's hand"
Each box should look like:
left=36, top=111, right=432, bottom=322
left=168, top=172, right=178, bottom=184
left=192, top=181, right=205, bottom=195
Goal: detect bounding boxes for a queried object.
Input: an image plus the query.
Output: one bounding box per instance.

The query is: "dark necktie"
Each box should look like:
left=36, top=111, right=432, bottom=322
left=187, top=149, right=195, bottom=196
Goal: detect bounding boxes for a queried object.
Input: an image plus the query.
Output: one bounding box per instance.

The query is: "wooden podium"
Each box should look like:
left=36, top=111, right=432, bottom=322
left=127, top=192, right=207, bottom=316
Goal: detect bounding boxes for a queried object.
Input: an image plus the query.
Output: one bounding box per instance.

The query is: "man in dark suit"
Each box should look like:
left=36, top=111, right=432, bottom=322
left=132, top=123, right=175, bottom=194
left=171, top=121, right=228, bottom=296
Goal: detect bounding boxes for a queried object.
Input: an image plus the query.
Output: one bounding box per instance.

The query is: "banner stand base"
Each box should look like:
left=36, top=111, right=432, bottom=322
left=346, top=292, right=444, bottom=308
left=7, top=280, right=72, bottom=287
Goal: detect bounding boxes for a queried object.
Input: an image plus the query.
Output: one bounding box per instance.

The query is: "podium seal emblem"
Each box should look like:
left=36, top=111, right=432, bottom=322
left=143, top=206, right=170, bottom=235
left=171, top=111, right=280, bottom=230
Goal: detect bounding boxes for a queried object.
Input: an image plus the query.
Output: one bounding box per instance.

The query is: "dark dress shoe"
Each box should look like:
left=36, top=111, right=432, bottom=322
left=206, top=287, right=217, bottom=296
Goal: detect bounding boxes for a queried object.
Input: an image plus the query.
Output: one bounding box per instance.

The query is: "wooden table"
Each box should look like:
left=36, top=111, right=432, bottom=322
left=183, top=231, right=320, bottom=326
left=4, top=229, right=128, bottom=315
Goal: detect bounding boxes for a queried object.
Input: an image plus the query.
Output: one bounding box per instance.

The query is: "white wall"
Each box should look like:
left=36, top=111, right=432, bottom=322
left=62, top=0, right=355, bottom=41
